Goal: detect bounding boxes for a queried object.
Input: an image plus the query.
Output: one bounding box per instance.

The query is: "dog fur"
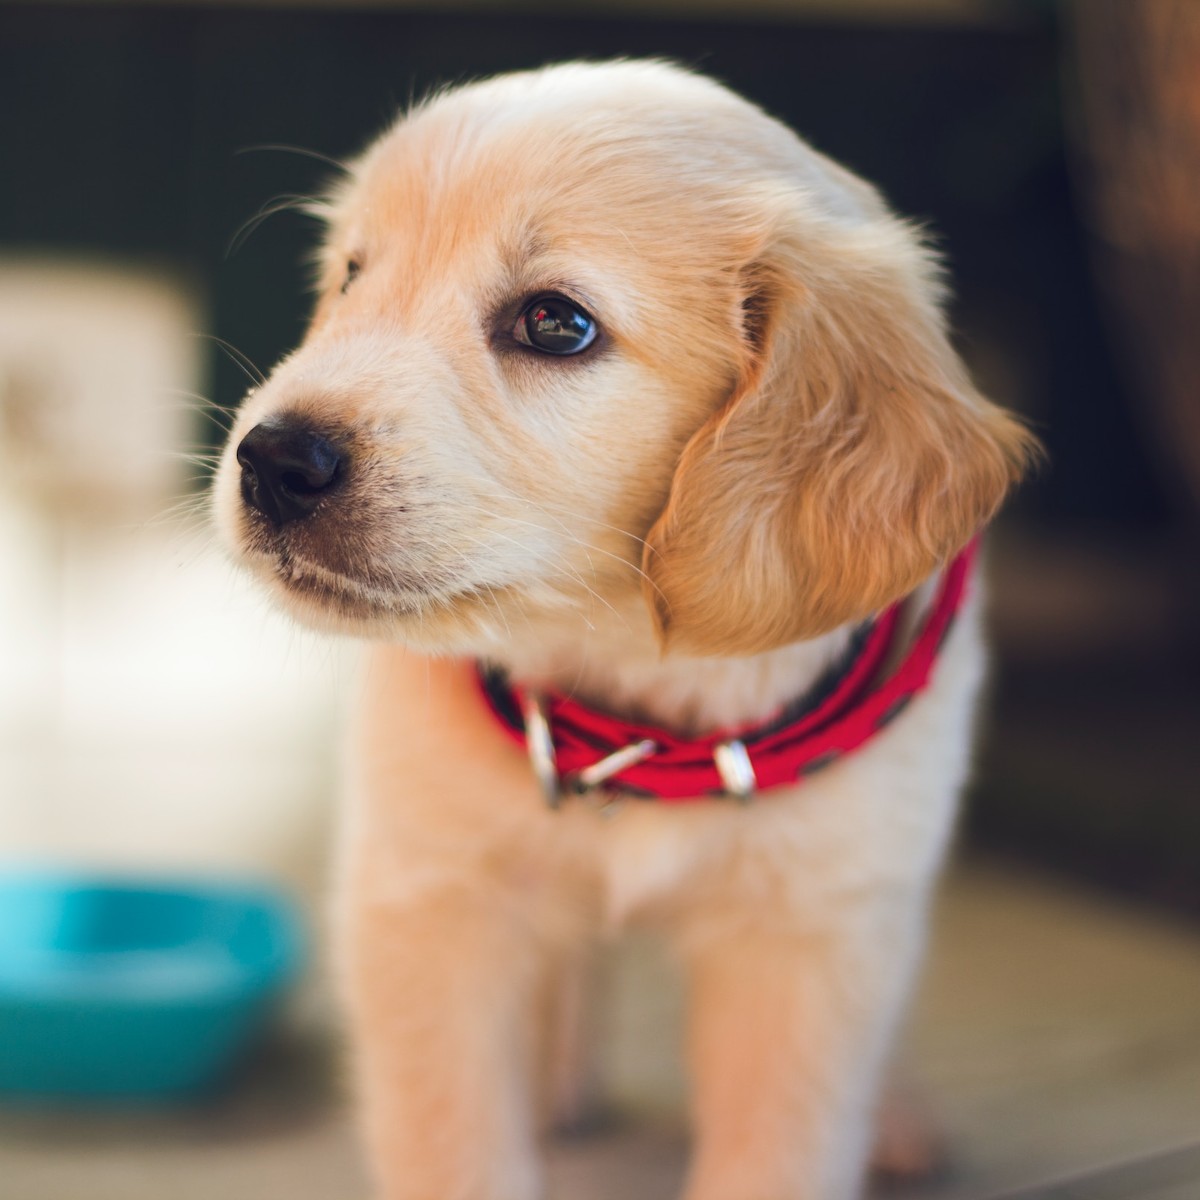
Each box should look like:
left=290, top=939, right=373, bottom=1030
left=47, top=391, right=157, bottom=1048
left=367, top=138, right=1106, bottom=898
left=214, top=61, right=1036, bottom=1200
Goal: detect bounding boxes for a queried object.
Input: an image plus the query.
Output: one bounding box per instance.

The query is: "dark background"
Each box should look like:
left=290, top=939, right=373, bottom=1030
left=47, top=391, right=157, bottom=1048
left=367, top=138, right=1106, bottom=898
left=2, top=2, right=1195, bottom=911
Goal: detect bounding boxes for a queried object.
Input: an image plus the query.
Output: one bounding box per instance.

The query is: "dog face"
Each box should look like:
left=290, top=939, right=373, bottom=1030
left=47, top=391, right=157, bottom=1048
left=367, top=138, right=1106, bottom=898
left=214, top=61, right=1035, bottom=657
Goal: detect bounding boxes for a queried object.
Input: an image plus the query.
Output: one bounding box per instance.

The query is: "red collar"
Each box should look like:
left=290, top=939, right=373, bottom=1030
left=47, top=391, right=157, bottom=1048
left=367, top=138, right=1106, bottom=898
left=477, top=541, right=978, bottom=807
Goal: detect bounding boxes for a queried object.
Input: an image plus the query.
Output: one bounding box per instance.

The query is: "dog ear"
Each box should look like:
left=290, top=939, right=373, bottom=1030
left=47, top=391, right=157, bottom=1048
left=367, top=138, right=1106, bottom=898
left=642, top=204, right=1039, bottom=657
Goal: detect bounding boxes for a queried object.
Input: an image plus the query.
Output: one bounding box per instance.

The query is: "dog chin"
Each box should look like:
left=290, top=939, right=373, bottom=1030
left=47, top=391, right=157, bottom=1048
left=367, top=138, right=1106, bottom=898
left=238, top=545, right=507, bottom=653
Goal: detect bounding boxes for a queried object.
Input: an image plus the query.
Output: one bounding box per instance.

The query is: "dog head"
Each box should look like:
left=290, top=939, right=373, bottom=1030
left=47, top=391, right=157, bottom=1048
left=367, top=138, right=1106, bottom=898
left=214, top=60, right=1036, bottom=658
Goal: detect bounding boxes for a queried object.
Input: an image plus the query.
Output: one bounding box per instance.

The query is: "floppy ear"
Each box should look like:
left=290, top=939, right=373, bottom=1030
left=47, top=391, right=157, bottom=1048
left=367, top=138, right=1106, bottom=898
left=642, top=204, right=1039, bottom=657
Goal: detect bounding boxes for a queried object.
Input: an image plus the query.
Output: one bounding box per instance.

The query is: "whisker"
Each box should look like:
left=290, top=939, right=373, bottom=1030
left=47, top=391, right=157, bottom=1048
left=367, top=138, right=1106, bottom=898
left=140, top=491, right=216, bottom=532
left=478, top=582, right=514, bottom=640
left=479, top=478, right=659, bottom=559
left=160, top=388, right=236, bottom=418
left=156, top=449, right=222, bottom=463
left=227, top=193, right=328, bottom=258
left=448, top=509, right=614, bottom=631
left=192, top=333, right=266, bottom=387
left=458, top=490, right=667, bottom=609
left=235, top=143, right=349, bottom=174
left=519, top=493, right=655, bottom=554
left=200, top=412, right=232, bottom=437
left=152, top=391, right=237, bottom=440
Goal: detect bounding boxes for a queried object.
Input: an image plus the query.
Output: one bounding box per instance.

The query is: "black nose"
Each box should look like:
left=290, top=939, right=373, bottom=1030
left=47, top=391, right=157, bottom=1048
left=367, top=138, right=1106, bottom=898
left=236, top=421, right=344, bottom=527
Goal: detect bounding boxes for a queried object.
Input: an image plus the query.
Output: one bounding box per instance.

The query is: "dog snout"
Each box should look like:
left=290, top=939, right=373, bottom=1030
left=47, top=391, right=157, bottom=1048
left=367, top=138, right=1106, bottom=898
left=236, top=419, right=344, bottom=527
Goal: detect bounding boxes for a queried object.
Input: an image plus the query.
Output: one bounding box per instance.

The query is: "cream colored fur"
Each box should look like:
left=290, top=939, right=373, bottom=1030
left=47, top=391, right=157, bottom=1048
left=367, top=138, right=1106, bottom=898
left=214, top=61, right=1036, bottom=1200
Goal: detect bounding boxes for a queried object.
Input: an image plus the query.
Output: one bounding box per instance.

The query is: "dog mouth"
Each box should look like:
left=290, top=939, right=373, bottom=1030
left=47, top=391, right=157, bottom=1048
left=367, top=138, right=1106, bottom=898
left=243, top=536, right=440, bottom=621
left=227, top=479, right=516, bottom=633
left=277, top=548, right=392, bottom=610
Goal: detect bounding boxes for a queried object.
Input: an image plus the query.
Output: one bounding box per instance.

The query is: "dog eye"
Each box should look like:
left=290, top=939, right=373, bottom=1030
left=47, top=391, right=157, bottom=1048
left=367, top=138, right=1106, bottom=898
left=514, top=296, right=597, bottom=355
left=341, top=260, right=361, bottom=295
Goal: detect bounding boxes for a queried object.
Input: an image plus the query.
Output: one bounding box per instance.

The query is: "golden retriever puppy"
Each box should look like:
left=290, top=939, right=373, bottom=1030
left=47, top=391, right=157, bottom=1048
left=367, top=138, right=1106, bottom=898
left=214, top=60, right=1035, bottom=1200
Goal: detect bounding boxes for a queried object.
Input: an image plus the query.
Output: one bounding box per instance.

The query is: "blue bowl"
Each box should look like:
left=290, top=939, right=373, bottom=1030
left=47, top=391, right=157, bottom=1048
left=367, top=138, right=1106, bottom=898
left=0, top=869, right=304, bottom=1100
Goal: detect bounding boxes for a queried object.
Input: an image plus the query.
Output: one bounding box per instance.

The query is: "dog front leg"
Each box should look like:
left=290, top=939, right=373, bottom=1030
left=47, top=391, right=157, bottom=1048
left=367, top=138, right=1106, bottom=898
left=343, top=882, right=544, bottom=1200
left=678, top=905, right=924, bottom=1200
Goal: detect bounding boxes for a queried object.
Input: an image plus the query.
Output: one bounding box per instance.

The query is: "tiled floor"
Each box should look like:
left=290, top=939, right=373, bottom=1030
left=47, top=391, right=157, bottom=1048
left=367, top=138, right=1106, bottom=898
left=2, top=859, right=1199, bottom=1200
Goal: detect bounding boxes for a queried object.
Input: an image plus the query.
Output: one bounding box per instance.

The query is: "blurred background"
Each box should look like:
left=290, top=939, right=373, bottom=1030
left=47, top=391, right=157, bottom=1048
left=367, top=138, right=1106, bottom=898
left=0, top=1, right=1197, bottom=1198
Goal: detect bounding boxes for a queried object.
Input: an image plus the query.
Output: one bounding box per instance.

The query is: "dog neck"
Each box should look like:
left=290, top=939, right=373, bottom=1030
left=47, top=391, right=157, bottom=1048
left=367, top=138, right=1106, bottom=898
left=486, top=596, right=855, bottom=740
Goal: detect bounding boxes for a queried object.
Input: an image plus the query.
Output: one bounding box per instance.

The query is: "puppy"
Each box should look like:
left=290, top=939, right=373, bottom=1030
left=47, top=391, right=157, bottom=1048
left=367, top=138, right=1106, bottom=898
left=215, top=61, right=1036, bottom=1200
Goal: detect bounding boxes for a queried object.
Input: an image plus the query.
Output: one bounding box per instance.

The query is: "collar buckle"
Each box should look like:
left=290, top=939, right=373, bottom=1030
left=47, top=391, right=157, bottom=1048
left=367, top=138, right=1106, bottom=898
left=520, top=691, right=562, bottom=810
left=713, top=739, right=757, bottom=804
left=569, top=738, right=657, bottom=794
left=523, top=687, right=758, bottom=808
left=521, top=690, right=658, bottom=811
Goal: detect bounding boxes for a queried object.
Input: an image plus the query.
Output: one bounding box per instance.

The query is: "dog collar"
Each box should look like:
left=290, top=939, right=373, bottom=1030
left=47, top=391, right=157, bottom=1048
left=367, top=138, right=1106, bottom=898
left=476, top=541, right=978, bottom=808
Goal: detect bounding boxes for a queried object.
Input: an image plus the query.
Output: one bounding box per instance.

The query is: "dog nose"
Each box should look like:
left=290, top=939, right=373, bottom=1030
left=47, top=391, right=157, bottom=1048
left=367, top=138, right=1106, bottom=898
left=236, top=420, right=344, bottom=527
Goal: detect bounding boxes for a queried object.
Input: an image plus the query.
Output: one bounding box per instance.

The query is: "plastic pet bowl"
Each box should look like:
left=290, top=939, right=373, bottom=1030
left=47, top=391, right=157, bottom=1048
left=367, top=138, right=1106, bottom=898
left=0, top=869, right=304, bottom=1100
